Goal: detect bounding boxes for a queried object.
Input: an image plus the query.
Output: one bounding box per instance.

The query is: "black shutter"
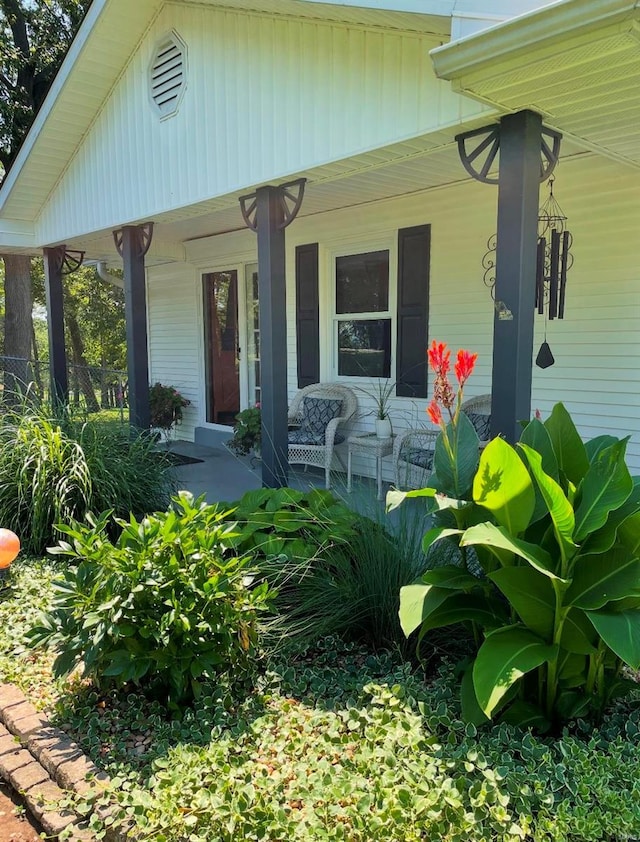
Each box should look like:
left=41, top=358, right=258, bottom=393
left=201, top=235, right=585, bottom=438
left=396, top=224, right=431, bottom=397
left=295, top=243, right=320, bottom=388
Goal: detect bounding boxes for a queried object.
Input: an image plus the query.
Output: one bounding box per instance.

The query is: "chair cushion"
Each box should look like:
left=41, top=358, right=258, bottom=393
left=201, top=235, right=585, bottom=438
left=403, top=447, right=434, bottom=470
left=289, top=428, right=345, bottom=446
left=303, top=396, right=343, bottom=433
left=465, top=411, right=491, bottom=441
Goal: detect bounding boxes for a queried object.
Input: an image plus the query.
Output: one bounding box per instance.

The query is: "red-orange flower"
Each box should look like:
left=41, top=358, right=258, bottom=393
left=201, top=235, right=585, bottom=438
left=454, top=349, right=478, bottom=387
left=427, top=399, right=443, bottom=426
left=428, top=341, right=450, bottom=376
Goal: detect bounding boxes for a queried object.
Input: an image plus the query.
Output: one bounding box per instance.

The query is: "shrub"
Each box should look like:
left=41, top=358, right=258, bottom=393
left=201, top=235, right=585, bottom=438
left=227, top=405, right=261, bottom=455
left=395, top=402, right=640, bottom=731
left=28, top=492, right=274, bottom=706
left=148, top=382, right=190, bottom=433
left=0, top=407, right=174, bottom=555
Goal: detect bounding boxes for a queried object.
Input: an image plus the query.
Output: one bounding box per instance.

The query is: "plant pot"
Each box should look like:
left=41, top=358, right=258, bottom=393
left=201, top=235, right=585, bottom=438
left=375, top=418, right=392, bottom=439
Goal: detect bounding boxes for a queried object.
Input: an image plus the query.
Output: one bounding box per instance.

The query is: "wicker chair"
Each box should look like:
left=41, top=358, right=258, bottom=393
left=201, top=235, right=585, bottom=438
left=288, top=383, right=358, bottom=489
left=393, top=394, right=492, bottom=490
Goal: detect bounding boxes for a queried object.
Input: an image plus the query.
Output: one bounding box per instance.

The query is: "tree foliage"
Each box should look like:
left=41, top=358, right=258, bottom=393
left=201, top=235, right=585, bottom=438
left=0, top=0, right=89, bottom=172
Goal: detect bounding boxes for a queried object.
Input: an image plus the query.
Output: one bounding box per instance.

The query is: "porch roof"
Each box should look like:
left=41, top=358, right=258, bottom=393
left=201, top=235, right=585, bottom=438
left=431, top=0, right=640, bottom=170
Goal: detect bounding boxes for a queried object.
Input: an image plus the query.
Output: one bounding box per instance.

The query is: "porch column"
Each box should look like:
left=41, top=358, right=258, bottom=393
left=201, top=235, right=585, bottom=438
left=491, top=110, right=543, bottom=443
left=43, top=246, right=68, bottom=410
left=240, top=180, right=306, bottom=488
left=114, top=223, right=154, bottom=431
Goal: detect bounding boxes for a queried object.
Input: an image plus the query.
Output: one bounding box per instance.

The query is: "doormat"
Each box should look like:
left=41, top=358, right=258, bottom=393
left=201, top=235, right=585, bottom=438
left=160, top=451, right=205, bottom=467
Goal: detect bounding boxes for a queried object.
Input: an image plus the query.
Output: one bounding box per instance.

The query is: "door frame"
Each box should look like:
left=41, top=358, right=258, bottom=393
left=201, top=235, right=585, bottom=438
left=199, top=260, right=255, bottom=430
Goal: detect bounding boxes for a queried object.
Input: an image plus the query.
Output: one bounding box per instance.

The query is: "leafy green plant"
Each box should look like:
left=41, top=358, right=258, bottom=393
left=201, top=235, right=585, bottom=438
left=397, top=402, right=640, bottom=730
left=28, top=492, right=274, bottom=706
left=223, top=487, right=358, bottom=560
left=148, top=382, right=190, bottom=433
left=227, top=405, right=261, bottom=455
left=0, top=406, right=173, bottom=555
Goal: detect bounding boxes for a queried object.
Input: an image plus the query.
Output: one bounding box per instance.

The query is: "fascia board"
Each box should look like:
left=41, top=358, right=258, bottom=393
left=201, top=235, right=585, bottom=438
left=431, top=0, right=640, bottom=81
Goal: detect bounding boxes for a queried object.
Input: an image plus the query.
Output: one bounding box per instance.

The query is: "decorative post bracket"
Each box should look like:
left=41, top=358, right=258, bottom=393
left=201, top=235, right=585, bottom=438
left=113, top=222, right=154, bottom=258
left=456, top=123, right=561, bottom=185
left=239, top=178, right=306, bottom=232
left=47, top=245, right=86, bottom=276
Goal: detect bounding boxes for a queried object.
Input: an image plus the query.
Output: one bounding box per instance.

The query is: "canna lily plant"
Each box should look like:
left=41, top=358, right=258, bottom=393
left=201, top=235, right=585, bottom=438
left=391, top=344, right=640, bottom=731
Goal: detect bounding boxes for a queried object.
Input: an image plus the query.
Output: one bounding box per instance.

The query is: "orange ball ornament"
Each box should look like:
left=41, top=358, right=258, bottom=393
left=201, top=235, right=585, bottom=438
left=0, top=529, right=20, bottom=569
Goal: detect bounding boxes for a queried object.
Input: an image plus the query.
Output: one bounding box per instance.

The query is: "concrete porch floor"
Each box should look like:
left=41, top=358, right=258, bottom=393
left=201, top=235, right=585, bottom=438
left=160, top=430, right=423, bottom=526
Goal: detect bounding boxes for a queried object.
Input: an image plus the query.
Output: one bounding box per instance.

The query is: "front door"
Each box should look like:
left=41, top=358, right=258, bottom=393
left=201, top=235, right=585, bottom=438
left=203, top=271, right=240, bottom=424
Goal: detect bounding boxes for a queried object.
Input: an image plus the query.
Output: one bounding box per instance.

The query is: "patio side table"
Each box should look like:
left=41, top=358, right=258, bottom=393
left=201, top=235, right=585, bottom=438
left=347, top=433, right=395, bottom=501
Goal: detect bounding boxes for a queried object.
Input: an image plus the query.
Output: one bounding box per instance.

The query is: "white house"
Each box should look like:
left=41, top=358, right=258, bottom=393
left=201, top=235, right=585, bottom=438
left=0, top=0, right=638, bottom=485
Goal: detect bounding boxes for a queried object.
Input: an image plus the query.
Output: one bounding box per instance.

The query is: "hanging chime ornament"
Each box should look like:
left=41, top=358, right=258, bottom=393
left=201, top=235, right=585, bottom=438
left=481, top=175, right=574, bottom=367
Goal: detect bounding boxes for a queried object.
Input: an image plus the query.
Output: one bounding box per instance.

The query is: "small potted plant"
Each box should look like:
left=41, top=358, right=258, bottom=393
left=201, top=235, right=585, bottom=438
left=228, top=405, right=261, bottom=456
left=358, top=380, right=394, bottom=438
left=149, top=382, right=190, bottom=439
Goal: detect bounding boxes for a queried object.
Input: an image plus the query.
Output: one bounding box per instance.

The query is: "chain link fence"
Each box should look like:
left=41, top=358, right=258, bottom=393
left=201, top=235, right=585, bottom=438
left=0, top=356, right=128, bottom=422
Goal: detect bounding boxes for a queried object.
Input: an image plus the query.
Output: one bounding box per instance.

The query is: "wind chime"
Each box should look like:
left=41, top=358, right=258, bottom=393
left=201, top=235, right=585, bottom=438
left=534, top=175, right=573, bottom=368
left=481, top=174, right=573, bottom=368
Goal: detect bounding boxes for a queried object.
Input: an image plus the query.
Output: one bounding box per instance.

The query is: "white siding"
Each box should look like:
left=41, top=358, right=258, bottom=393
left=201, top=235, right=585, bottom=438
left=36, top=2, right=485, bottom=245
left=147, top=262, right=201, bottom=440
left=150, top=153, right=640, bottom=478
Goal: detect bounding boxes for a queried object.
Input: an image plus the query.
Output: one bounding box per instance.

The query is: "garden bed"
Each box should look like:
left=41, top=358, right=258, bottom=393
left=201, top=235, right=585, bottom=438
left=1, top=559, right=640, bottom=841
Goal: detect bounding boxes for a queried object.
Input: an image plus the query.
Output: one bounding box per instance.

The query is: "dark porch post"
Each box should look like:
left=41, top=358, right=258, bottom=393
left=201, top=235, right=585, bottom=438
left=114, top=223, right=154, bottom=431
left=255, top=186, right=289, bottom=488
left=491, top=110, right=543, bottom=443
left=239, top=179, right=306, bottom=489
left=43, top=246, right=68, bottom=410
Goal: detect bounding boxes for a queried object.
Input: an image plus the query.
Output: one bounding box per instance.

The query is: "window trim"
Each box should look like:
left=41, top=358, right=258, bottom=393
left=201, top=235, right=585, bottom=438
left=328, top=236, right=397, bottom=384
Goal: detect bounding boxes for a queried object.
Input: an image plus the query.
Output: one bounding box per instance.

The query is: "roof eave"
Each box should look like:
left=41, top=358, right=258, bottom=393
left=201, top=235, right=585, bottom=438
left=431, top=0, right=640, bottom=82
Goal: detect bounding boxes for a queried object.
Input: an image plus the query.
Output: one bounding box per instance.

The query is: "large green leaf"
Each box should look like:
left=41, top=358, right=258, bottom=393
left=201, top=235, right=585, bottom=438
left=544, top=403, right=589, bottom=485
left=560, top=608, right=598, bottom=655
left=420, top=565, right=484, bottom=591
left=586, top=609, right=640, bottom=669
left=574, top=439, right=633, bottom=542
left=582, top=484, right=640, bottom=554
left=460, top=663, right=489, bottom=725
left=519, top=419, right=559, bottom=480
left=585, top=435, right=619, bottom=462
left=398, top=583, right=450, bottom=637
left=519, top=420, right=560, bottom=525
left=489, top=566, right=554, bottom=638
left=619, top=511, right=640, bottom=556
left=461, top=522, right=562, bottom=580
left=473, top=626, right=558, bottom=717
left=473, top=438, right=535, bottom=535
left=421, top=527, right=462, bottom=554
left=386, top=487, right=435, bottom=512
left=416, top=592, right=509, bottom=634
left=519, top=444, right=576, bottom=563
left=565, top=549, right=640, bottom=610
left=433, top=412, right=480, bottom=498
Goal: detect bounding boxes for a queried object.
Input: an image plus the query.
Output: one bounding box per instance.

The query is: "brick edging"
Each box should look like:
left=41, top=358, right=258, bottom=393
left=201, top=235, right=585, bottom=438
left=0, top=682, right=122, bottom=841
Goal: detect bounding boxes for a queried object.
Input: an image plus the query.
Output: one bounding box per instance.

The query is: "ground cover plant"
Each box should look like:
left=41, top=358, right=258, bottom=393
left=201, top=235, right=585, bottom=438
left=0, top=402, right=174, bottom=555
left=393, top=342, right=640, bottom=731
left=28, top=492, right=273, bottom=706
left=2, top=558, right=640, bottom=840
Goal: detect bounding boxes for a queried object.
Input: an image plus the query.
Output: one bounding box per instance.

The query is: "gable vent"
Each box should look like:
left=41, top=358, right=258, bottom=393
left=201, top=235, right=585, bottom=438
left=150, top=32, right=186, bottom=118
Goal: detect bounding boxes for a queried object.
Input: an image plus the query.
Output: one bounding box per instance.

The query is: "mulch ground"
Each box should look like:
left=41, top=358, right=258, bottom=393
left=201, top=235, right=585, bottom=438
left=0, top=784, right=42, bottom=841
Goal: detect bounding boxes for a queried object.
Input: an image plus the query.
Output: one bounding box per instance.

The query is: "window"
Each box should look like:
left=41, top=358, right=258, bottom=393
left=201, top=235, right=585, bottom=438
left=334, top=249, right=392, bottom=378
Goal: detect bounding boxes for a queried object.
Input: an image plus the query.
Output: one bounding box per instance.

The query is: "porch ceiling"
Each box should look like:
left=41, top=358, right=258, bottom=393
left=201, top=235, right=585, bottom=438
left=70, top=122, right=586, bottom=266
left=431, top=0, right=640, bottom=170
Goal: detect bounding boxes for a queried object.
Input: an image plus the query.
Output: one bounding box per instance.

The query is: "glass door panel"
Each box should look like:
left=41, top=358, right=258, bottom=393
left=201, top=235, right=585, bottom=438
left=203, top=271, right=240, bottom=424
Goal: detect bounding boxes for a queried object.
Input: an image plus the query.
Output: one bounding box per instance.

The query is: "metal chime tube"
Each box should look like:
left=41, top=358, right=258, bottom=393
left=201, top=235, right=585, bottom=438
left=549, top=229, right=560, bottom=319
left=536, top=237, right=546, bottom=315
left=558, top=230, right=569, bottom=318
